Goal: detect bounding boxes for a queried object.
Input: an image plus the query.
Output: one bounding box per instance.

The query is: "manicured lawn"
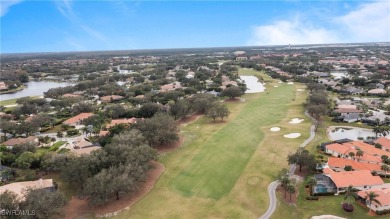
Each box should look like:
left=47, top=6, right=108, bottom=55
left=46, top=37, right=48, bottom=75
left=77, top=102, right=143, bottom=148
left=114, top=73, right=311, bottom=218
left=49, top=141, right=67, bottom=151
left=171, top=80, right=295, bottom=199
left=0, top=98, right=18, bottom=106
left=272, top=181, right=375, bottom=219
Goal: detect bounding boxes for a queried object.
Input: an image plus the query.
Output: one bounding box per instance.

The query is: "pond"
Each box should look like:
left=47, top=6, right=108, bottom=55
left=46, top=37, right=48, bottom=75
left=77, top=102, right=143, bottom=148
left=239, top=76, right=265, bottom=93
left=0, top=81, right=74, bottom=101
left=327, top=126, right=389, bottom=141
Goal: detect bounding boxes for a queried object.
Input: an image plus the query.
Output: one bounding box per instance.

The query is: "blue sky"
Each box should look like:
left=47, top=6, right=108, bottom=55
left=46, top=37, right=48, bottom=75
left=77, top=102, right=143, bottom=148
left=1, top=0, right=389, bottom=53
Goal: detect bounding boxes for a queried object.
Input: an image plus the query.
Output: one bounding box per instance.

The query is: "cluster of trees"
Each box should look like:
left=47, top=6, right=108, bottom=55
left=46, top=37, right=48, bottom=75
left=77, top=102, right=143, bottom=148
left=0, top=188, right=67, bottom=219
left=287, top=148, right=317, bottom=172
left=59, top=130, right=157, bottom=206
left=306, top=82, right=330, bottom=130
left=276, top=168, right=296, bottom=200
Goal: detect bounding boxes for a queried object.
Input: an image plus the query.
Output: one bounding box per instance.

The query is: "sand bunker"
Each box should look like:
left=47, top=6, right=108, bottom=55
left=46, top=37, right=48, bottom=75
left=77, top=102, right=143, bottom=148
left=278, top=81, right=283, bottom=84
left=289, top=118, right=304, bottom=124
left=273, top=85, right=279, bottom=87
left=270, top=127, right=281, bottom=132
left=297, top=89, right=305, bottom=91
left=287, top=82, right=294, bottom=85
left=284, top=133, right=301, bottom=138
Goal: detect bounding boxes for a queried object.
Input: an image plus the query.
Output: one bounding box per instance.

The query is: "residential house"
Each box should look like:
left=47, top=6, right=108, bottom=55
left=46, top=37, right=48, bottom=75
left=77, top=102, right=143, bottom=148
left=0, top=179, right=55, bottom=200
left=325, top=141, right=390, bottom=164
left=100, top=95, right=124, bottom=103
left=374, top=137, right=390, bottom=152
left=357, top=184, right=390, bottom=212
left=327, top=157, right=382, bottom=173
left=0, top=82, right=8, bottom=90
left=334, top=108, right=362, bottom=123
left=368, top=89, right=386, bottom=95
left=63, top=113, right=94, bottom=126
left=341, top=86, right=364, bottom=95
left=236, top=56, right=248, bottom=61
left=1, top=136, right=38, bottom=149
left=62, top=93, right=80, bottom=98
left=105, top=117, right=137, bottom=129
left=160, top=82, right=182, bottom=92
left=322, top=168, right=384, bottom=194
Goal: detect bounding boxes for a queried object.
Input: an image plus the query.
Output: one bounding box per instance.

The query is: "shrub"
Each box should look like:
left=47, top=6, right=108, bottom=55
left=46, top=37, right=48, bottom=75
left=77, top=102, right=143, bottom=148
left=376, top=209, right=390, bottom=215
left=305, top=196, right=319, bottom=200
left=342, top=203, right=354, bottom=212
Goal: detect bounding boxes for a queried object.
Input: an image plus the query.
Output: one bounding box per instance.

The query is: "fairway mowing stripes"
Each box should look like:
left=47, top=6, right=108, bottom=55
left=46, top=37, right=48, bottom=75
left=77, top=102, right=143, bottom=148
left=170, top=84, right=295, bottom=199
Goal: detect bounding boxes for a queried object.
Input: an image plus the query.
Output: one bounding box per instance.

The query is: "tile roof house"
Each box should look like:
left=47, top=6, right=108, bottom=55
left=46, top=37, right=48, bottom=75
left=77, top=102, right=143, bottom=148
left=160, top=82, right=182, bottom=92
left=322, top=168, right=384, bottom=194
left=0, top=179, right=55, bottom=200
left=0, top=81, right=8, bottom=90
left=374, top=137, right=390, bottom=152
left=327, top=157, right=382, bottom=173
left=325, top=141, right=390, bottom=164
left=357, top=184, right=390, bottom=212
left=100, top=95, right=124, bottom=103
left=63, top=113, right=94, bottom=126
left=368, top=88, right=386, bottom=95
left=62, top=93, right=81, bottom=98
left=1, top=136, right=38, bottom=149
left=106, top=117, right=137, bottom=129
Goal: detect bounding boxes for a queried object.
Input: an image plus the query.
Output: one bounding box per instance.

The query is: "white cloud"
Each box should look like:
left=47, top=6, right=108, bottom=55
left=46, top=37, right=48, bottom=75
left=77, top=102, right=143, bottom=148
left=80, top=25, right=107, bottom=42
left=1, top=0, right=22, bottom=17
left=248, top=0, right=390, bottom=46
left=248, top=16, right=340, bottom=46
left=334, top=1, right=390, bottom=42
left=55, top=0, right=76, bottom=21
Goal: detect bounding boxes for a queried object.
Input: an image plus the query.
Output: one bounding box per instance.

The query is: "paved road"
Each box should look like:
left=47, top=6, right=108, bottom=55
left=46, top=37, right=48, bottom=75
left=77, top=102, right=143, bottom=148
left=259, top=110, right=316, bottom=219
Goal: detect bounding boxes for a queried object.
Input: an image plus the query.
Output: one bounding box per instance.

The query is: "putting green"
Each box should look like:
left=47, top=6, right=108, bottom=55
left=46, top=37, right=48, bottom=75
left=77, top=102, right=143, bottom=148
left=170, top=84, right=295, bottom=199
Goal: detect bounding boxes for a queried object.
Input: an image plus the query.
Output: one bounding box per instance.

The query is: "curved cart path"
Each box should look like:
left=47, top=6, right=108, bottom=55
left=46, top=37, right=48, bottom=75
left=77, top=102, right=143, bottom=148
left=259, top=111, right=316, bottom=219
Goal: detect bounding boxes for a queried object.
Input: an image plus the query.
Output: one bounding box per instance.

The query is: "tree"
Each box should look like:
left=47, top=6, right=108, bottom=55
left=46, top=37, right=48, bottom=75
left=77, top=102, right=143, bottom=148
left=344, top=165, right=353, bottom=171
left=287, top=184, right=296, bottom=201
left=220, top=86, right=243, bottom=99
left=365, top=191, right=381, bottom=213
left=344, top=185, right=359, bottom=207
left=56, top=131, right=64, bottom=140
left=137, top=102, right=161, bottom=118
left=169, top=99, right=192, bottom=120
left=190, top=93, right=216, bottom=114
left=348, top=152, right=355, bottom=160
left=14, top=152, right=38, bottom=169
left=12, top=142, right=37, bottom=156
left=306, top=176, right=317, bottom=197
left=84, top=163, right=143, bottom=206
left=307, top=105, right=327, bottom=130
left=287, top=148, right=313, bottom=172
left=381, top=164, right=389, bottom=178
left=0, top=190, right=20, bottom=213
left=356, top=150, right=364, bottom=161
left=206, top=102, right=230, bottom=122
left=372, top=126, right=381, bottom=138
left=21, top=188, right=67, bottom=219
left=134, top=113, right=179, bottom=147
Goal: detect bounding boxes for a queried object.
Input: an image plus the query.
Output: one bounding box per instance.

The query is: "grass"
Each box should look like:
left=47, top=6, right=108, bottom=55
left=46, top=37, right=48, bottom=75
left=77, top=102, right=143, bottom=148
left=114, top=71, right=311, bottom=218
left=0, top=95, right=40, bottom=106
left=42, top=173, right=76, bottom=200
left=272, top=182, right=375, bottom=219
left=0, top=85, right=25, bottom=95
left=49, top=141, right=67, bottom=151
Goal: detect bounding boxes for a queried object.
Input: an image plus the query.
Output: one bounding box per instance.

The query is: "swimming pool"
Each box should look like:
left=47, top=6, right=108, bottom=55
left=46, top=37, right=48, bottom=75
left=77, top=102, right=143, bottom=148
left=315, top=184, right=328, bottom=193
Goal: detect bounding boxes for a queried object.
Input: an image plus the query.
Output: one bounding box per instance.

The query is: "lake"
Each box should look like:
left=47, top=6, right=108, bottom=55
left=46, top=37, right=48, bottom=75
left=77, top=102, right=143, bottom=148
left=327, top=126, right=390, bottom=141
left=240, top=76, right=265, bottom=93
left=0, top=81, right=74, bottom=101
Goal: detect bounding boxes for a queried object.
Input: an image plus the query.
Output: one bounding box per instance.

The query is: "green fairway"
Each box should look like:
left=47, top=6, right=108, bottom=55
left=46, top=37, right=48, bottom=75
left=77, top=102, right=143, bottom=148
left=113, top=71, right=311, bottom=218
left=171, top=83, right=294, bottom=199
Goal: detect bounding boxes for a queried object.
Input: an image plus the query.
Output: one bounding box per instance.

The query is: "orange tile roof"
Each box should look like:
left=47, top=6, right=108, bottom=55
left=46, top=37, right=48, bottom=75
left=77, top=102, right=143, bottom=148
left=2, top=136, right=37, bottom=146
left=375, top=137, right=390, bottom=151
left=100, top=95, right=124, bottom=102
left=106, top=117, right=137, bottom=128
left=63, top=113, right=94, bottom=125
left=327, top=157, right=382, bottom=172
left=323, top=168, right=383, bottom=188
left=99, top=130, right=109, bottom=136
left=357, top=184, right=390, bottom=207
left=326, top=143, right=356, bottom=154
left=0, top=179, right=53, bottom=200
left=344, top=141, right=390, bottom=157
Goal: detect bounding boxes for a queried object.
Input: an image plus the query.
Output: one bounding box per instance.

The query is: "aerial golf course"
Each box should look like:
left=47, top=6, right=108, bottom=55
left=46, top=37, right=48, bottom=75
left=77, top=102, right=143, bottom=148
left=115, top=69, right=311, bottom=218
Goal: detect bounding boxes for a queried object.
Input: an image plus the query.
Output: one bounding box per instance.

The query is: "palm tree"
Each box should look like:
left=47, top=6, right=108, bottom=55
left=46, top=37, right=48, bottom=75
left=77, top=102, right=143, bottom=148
left=381, top=164, right=389, bottom=178
left=372, top=126, right=381, bottom=138
left=365, top=191, right=381, bottom=213
left=306, top=176, right=317, bottom=197
left=344, top=185, right=358, bottom=206
left=287, top=184, right=296, bottom=201
left=375, top=118, right=380, bottom=126
left=356, top=150, right=364, bottom=161
left=281, top=175, right=291, bottom=198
